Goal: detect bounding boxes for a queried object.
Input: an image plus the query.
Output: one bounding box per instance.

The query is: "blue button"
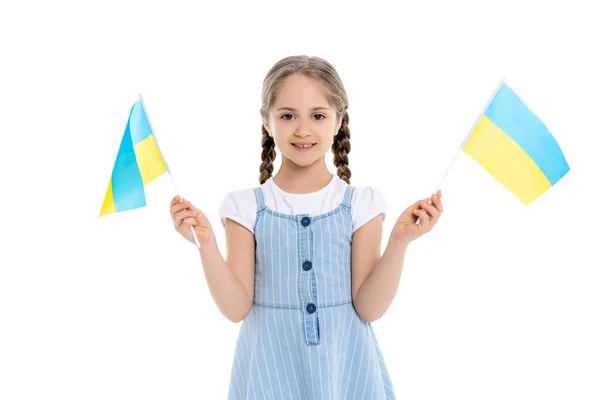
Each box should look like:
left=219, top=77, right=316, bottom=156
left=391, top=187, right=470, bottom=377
left=302, top=260, right=312, bottom=271
left=306, top=303, right=316, bottom=314
left=301, top=216, right=311, bottom=227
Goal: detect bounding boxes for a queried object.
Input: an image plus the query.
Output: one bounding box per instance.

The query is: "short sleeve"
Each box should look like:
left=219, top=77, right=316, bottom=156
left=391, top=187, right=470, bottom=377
left=351, top=186, right=387, bottom=233
left=218, top=189, right=257, bottom=234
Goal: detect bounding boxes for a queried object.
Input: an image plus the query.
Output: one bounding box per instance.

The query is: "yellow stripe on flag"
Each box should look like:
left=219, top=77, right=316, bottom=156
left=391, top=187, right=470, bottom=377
left=134, top=134, right=167, bottom=185
left=99, top=179, right=116, bottom=217
left=463, top=115, right=552, bottom=205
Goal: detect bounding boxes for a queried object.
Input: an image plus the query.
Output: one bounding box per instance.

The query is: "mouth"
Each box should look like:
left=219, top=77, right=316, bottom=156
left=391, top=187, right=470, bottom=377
left=291, top=143, right=317, bottom=148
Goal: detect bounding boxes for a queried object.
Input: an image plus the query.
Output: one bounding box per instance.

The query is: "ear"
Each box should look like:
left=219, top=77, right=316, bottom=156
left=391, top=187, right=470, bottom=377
left=261, top=114, right=271, bottom=137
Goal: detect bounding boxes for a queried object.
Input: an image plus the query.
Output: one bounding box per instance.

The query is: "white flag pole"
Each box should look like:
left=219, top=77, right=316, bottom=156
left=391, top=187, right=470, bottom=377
left=138, top=94, right=201, bottom=248
left=416, top=78, right=506, bottom=224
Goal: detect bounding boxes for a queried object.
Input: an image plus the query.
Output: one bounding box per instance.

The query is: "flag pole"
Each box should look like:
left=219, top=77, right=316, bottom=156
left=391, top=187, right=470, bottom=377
left=416, top=78, right=506, bottom=224
left=138, top=94, right=201, bottom=248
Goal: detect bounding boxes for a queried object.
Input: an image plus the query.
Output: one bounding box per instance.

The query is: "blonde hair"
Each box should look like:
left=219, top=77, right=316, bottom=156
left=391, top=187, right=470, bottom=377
left=259, top=55, right=351, bottom=185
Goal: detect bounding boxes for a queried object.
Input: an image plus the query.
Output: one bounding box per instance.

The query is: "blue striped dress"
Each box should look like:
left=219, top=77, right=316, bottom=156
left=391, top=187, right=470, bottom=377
left=227, top=184, right=397, bottom=399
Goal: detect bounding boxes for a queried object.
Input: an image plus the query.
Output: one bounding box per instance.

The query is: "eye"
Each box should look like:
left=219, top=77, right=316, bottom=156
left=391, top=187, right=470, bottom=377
left=280, top=113, right=326, bottom=121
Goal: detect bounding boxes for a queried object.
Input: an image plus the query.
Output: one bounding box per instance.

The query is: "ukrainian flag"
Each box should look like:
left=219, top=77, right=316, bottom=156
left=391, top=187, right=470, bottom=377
left=99, top=98, right=168, bottom=216
left=462, top=82, right=569, bottom=205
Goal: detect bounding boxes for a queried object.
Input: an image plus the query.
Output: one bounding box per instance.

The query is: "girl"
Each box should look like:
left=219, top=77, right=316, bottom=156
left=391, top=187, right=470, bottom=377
left=169, top=55, right=443, bottom=399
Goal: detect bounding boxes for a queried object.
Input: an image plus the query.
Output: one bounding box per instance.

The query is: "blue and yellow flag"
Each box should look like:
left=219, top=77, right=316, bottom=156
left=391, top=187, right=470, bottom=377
left=99, top=98, right=168, bottom=217
left=462, top=82, right=569, bottom=205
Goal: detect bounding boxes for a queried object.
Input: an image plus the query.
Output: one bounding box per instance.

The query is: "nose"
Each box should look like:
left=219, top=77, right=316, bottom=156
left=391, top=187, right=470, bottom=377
left=295, top=119, right=311, bottom=137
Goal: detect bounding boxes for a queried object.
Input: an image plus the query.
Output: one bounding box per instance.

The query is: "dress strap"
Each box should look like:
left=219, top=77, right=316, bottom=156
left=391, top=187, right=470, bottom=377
left=253, top=187, right=265, bottom=210
left=341, top=185, right=355, bottom=210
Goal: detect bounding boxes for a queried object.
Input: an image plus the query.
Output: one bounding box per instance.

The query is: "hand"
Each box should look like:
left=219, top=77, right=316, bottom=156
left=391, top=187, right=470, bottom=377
left=169, top=195, right=215, bottom=247
left=390, top=190, right=444, bottom=245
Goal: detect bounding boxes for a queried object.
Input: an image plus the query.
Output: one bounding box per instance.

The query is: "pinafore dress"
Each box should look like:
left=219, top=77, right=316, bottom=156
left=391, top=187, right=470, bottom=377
left=227, top=184, right=397, bottom=399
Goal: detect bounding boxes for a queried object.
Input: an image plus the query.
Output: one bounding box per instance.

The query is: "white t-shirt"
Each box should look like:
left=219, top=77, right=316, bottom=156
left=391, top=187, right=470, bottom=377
left=218, top=174, right=387, bottom=235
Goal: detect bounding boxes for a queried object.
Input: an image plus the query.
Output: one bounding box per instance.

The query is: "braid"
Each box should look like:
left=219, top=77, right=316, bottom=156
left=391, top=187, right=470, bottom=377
left=259, top=125, right=276, bottom=185
left=332, top=111, right=351, bottom=184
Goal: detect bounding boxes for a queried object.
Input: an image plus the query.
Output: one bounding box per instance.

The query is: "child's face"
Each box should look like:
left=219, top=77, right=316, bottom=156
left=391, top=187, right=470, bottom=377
left=262, top=74, right=342, bottom=167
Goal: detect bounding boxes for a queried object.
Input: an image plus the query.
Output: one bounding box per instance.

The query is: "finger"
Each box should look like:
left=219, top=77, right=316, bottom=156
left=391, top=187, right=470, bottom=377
left=419, top=199, right=439, bottom=219
left=170, top=195, right=182, bottom=207
left=179, top=217, right=197, bottom=232
left=413, top=208, right=429, bottom=226
left=409, top=197, right=427, bottom=212
left=414, top=209, right=430, bottom=231
left=424, top=198, right=441, bottom=216
left=176, top=198, right=202, bottom=214
left=195, top=210, right=212, bottom=230
left=186, top=202, right=202, bottom=213
left=431, top=193, right=444, bottom=213
left=174, top=209, right=198, bottom=229
left=170, top=199, right=191, bottom=217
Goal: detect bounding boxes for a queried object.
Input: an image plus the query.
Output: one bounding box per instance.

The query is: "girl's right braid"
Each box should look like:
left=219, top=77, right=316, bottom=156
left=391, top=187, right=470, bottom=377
left=259, top=125, right=276, bottom=185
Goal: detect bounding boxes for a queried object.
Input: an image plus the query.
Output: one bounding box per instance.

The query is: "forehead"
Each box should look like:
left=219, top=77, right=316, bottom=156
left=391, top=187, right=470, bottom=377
left=274, top=74, right=331, bottom=108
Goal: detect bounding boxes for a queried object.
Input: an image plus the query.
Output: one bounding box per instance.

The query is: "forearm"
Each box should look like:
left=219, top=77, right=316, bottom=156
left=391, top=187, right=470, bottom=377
left=354, top=237, right=410, bottom=323
left=198, top=241, right=252, bottom=323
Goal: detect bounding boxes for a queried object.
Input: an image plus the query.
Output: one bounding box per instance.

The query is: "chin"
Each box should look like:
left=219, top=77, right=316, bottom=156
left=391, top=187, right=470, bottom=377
left=284, top=153, right=323, bottom=167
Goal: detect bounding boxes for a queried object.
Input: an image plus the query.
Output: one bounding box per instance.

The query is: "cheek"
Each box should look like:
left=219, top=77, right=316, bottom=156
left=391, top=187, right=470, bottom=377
left=272, top=133, right=289, bottom=150
left=322, top=125, right=337, bottom=144
left=321, top=132, right=334, bottom=146
left=271, top=122, right=290, bottom=138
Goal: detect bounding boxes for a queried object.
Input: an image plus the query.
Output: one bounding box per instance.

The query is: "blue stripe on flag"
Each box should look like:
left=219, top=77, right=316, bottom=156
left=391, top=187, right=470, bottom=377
left=111, top=117, right=146, bottom=211
left=485, top=83, right=569, bottom=184
left=128, top=100, right=153, bottom=145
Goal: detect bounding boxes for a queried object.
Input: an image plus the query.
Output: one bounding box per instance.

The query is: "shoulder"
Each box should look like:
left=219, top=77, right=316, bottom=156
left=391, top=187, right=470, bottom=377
left=349, top=184, right=388, bottom=234
left=219, top=187, right=259, bottom=205
left=218, top=187, right=259, bottom=233
left=351, top=185, right=386, bottom=204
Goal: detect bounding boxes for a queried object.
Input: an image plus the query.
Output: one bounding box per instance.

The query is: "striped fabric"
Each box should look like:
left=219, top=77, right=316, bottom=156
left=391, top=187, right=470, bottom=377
left=227, top=184, right=396, bottom=399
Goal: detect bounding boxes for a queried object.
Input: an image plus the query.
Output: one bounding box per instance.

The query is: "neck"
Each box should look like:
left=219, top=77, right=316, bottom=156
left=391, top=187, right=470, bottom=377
left=273, top=156, right=333, bottom=194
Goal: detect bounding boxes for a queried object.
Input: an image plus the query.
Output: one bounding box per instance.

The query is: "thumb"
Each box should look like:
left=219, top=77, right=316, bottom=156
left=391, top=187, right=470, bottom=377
left=195, top=210, right=211, bottom=228
left=194, top=225, right=211, bottom=242
left=193, top=214, right=212, bottom=243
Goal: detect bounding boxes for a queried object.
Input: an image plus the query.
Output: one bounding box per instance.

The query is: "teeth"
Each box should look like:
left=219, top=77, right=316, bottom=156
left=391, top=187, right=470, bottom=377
left=294, top=144, right=313, bottom=148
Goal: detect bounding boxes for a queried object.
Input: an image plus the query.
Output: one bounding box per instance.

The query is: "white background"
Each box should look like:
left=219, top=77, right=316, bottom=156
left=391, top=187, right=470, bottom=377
left=1, top=0, right=599, bottom=399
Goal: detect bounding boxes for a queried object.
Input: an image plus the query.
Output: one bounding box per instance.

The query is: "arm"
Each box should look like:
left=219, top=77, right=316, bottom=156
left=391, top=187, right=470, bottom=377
left=352, top=192, right=444, bottom=323
left=197, top=217, right=256, bottom=323
left=351, top=215, right=409, bottom=323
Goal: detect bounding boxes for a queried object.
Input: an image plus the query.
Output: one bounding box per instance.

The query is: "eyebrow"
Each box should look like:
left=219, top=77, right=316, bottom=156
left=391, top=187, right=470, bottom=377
left=276, top=106, right=332, bottom=112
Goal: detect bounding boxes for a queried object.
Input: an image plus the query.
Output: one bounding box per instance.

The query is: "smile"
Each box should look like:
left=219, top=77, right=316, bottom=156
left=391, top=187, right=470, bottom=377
left=292, top=143, right=316, bottom=151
